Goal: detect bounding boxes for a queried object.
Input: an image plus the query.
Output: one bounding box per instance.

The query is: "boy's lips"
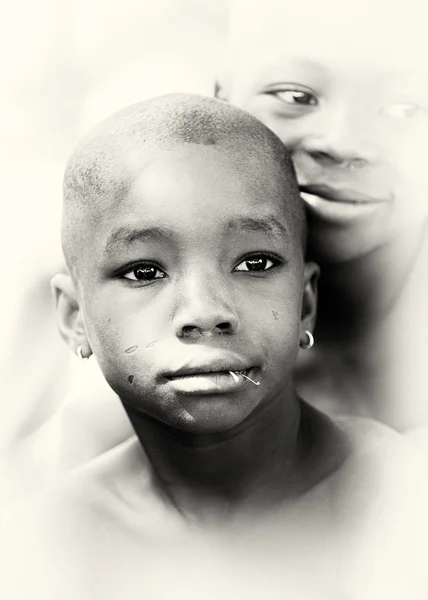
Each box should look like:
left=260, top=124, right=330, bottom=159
left=161, top=354, right=259, bottom=395
left=163, top=369, right=257, bottom=395
left=161, top=352, right=257, bottom=378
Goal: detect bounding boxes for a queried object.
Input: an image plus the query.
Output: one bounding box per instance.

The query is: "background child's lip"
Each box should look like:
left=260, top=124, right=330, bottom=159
left=300, top=183, right=390, bottom=205
left=301, top=191, right=386, bottom=223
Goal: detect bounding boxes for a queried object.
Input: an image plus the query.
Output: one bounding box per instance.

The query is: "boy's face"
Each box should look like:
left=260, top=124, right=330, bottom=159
left=72, top=145, right=316, bottom=434
left=224, top=4, right=428, bottom=263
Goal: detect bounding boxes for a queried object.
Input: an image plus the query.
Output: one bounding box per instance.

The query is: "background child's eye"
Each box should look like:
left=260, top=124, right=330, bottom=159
left=274, top=89, right=318, bottom=106
left=263, top=84, right=318, bottom=109
left=382, top=102, right=421, bottom=119
left=123, top=265, right=166, bottom=282
left=235, top=256, right=275, bottom=273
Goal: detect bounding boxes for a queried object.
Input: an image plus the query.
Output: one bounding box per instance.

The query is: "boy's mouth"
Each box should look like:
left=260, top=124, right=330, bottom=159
left=168, top=368, right=250, bottom=379
left=164, top=368, right=258, bottom=395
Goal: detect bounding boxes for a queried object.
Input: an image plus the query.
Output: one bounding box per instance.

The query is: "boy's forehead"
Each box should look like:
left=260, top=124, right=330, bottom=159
left=75, top=142, right=294, bottom=246
left=228, top=0, right=427, bottom=76
left=122, top=145, right=289, bottom=213
left=97, top=145, right=296, bottom=242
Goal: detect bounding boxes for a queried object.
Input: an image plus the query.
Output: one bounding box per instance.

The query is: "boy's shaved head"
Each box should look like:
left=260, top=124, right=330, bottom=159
left=62, top=93, right=305, bottom=276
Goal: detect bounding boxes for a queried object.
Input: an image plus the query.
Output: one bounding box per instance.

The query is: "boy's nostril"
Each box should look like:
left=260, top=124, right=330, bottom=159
left=180, top=322, right=232, bottom=337
left=182, top=325, right=197, bottom=336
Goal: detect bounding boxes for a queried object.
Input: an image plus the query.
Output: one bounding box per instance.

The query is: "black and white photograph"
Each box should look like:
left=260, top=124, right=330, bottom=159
left=1, top=1, right=428, bottom=598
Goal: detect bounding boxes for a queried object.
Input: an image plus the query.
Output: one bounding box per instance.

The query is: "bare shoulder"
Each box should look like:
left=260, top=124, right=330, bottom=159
left=0, top=436, right=181, bottom=599
left=330, top=415, right=425, bottom=507
left=2, top=435, right=165, bottom=533
left=337, top=415, right=422, bottom=469
left=329, top=417, right=428, bottom=599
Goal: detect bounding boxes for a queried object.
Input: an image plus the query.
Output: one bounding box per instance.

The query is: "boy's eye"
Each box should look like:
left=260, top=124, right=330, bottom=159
left=234, top=256, right=276, bottom=273
left=123, top=264, right=166, bottom=282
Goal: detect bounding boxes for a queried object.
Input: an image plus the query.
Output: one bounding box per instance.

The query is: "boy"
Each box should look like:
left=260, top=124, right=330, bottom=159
left=216, top=0, right=428, bottom=432
left=2, top=95, right=426, bottom=599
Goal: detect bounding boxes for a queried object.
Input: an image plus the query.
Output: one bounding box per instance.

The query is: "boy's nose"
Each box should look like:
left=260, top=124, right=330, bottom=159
left=172, top=279, right=239, bottom=339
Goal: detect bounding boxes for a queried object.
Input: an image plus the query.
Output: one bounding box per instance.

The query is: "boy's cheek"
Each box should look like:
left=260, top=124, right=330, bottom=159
left=97, top=349, right=159, bottom=401
left=242, top=290, right=300, bottom=326
left=246, top=312, right=300, bottom=356
left=90, top=307, right=166, bottom=348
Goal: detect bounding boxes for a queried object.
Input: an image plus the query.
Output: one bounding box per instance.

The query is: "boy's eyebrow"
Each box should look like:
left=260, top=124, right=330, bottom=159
left=104, top=216, right=289, bottom=254
left=227, top=216, right=289, bottom=238
left=104, top=225, right=175, bottom=254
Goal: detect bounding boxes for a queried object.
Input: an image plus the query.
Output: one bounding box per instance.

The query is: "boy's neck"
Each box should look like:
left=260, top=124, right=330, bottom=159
left=122, top=390, right=346, bottom=521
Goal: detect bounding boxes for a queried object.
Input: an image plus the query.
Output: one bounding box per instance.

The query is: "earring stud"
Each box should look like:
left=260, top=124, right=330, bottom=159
left=300, top=330, right=314, bottom=350
left=76, top=345, right=89, bottom=360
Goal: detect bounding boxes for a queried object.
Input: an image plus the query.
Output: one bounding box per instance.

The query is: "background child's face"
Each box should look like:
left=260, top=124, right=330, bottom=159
left=76, top=145, right=314, bottom=434
left=225, top=2, right=428, bottom=263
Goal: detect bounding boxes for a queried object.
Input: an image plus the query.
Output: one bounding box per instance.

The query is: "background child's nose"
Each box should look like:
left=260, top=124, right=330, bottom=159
left=304, top=146, right=371, bottom=170
left=297, top=105, right=379, bottom=168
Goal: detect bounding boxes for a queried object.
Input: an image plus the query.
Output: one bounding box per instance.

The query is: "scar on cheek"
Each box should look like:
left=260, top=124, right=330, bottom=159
left=125, top=345, right=139, bottom=354
left=181, top=410, right=195, bottom=423
left=128, top=375, right=134, bottom=384
left=272, top=310, right=279, bottom=321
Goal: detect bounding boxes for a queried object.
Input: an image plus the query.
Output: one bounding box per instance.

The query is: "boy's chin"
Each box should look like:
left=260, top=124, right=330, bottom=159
left=124, top=395, right=259, bottom=437
left=163, top=402, right=259, bottom=436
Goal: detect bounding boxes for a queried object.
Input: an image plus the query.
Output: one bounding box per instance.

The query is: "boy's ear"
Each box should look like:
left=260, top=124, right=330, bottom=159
left=300, top=262, right=319, bottom=336
left=50, top=273, right=91, bottom=358
left=214, top=80, right=229, bottom=102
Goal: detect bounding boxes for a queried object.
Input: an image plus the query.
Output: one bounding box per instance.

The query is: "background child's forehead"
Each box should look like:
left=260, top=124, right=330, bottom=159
left=228, top=0, right=427, bottom=74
